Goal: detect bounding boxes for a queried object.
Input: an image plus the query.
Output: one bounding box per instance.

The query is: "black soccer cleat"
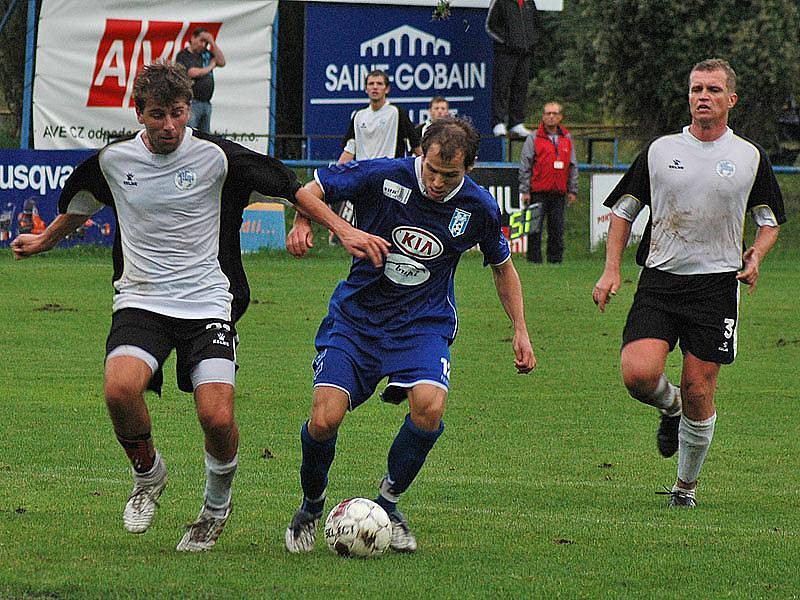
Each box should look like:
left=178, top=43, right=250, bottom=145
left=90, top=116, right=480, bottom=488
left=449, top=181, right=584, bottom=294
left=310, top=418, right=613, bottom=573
left=656, top=486, right=697, bottom=509
left=657, top=413, right=680, bottom=457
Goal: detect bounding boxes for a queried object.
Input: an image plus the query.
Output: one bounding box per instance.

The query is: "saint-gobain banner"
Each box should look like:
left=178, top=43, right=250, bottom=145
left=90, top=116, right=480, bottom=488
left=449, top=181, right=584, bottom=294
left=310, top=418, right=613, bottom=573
left=304, top=3, right=501, bottom=161
left=33, top=0, right=276, bottom=152
left=0, top=149, right=116, bottom=247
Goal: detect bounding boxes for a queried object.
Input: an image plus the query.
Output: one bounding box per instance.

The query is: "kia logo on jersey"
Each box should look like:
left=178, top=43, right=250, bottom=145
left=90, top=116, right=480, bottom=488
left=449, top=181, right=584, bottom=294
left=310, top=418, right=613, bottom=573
left=392, top=226, right=443, bottom=260
left=87, top=19, right=222, bottom=108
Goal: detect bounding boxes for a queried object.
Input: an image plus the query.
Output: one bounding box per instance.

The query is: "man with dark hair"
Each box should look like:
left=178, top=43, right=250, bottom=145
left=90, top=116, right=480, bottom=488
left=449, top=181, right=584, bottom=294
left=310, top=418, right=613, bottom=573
left=593, top=58, right=785, bottom=508
left=176, top=27, right=226, bottom=132
left=12, top=60, right=389, bottom=551
left=416, top=96, right=450, bottom=140
left=284, top=116, right=536, bottom=554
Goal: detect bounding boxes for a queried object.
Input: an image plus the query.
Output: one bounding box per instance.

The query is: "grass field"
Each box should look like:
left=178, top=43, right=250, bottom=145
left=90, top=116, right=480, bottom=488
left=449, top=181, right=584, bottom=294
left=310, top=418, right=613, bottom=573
left=1, top=233, right=799, bottom=598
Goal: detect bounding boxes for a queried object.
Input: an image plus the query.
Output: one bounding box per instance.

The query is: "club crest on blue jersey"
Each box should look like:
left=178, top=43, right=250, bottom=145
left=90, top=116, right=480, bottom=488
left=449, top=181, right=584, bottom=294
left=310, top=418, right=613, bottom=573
left=448, top=208, right=471, bottom=237
left=716, top=160, right=735, bottom=178
left=174, top=169, right=197, bottom=190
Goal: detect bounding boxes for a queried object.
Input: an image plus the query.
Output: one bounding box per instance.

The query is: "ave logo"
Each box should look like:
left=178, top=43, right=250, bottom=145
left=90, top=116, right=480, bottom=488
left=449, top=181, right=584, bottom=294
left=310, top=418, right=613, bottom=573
left=88, top=19, right=221, bottom=108
left=392, top=226, right=443, bottom=260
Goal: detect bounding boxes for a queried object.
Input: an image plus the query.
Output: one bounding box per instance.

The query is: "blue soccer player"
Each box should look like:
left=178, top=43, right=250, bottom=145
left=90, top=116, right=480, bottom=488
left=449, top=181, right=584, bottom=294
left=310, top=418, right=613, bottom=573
left=284, top=116, right=537, bottom=553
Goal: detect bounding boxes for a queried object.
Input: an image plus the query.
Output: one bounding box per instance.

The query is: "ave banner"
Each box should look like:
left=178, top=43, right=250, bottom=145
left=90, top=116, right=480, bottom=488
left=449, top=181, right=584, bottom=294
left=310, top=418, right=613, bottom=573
left=33, top=0, right=276, bottom=152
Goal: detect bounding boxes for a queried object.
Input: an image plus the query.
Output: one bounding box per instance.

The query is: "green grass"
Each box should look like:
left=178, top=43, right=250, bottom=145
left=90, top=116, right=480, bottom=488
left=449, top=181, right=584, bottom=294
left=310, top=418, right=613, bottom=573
left=1, top=240, right=799, bottom=598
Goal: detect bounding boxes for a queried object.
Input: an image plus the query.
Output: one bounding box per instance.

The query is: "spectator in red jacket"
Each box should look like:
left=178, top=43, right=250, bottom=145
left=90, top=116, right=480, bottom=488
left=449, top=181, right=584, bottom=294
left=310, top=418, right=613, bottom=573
left=518, top=101, right=578, bottom=263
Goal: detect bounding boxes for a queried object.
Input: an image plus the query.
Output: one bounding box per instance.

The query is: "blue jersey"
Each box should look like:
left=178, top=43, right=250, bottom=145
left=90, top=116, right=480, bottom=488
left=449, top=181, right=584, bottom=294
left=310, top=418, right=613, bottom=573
left=315, top=156, right=510, bottom=342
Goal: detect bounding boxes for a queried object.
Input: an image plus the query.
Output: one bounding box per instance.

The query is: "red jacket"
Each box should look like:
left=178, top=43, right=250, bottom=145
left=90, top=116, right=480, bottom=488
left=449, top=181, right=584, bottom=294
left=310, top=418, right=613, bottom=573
left=530, top=123, right=573, bottom=194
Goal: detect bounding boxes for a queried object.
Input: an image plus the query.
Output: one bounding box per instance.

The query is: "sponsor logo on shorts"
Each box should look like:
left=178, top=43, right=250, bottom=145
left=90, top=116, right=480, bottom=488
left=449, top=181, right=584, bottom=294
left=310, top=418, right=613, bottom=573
left=448, top=208, right=471, bottom=237
left=716, top=160, right=735, bottom=178
left=384, top=252, right=430, bottom=286
left=174, top=169, right=197, bottom=190
left=392, top=226, right=443, bottom=259
left=213, top=332, right=230, bottom=347
left=383, top=179, right=412, bottom=204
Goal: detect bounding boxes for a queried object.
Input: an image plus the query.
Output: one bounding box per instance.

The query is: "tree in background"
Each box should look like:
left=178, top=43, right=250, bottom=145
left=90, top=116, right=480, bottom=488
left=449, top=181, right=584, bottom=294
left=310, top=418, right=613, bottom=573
left=574, top=0, right=800, bottom=155
left=0, top=0, right=30, bottom=144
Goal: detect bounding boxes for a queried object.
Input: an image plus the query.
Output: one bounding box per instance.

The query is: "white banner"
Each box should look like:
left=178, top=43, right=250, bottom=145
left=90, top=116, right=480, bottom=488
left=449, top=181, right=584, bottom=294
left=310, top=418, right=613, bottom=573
left=589, top=173, right=649, bottom=251
left=33, top=0, right=276, bottom=151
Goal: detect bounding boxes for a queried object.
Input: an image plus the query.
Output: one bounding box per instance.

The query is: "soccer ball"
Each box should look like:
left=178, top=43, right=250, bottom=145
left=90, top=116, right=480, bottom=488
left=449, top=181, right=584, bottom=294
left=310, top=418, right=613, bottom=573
left=324, top=498, right=392, bottom=558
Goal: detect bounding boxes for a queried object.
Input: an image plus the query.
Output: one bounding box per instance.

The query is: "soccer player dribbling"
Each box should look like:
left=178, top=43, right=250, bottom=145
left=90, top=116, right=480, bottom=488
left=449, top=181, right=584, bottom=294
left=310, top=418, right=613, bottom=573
left=284, top=116, right=536, bottom=553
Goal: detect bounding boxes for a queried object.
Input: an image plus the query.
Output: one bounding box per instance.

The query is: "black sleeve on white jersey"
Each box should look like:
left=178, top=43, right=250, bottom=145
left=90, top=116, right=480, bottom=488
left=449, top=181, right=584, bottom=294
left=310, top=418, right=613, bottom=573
left=746, top=143, right=787, bottom=225
left=396, top=107, right=420, bottom=157
left=210, top=135, right=302, bottom=212
left=342, top=115, right=356, bottom=149
left=58, top=152, right=113, bottom=214
left=603, top=140, right=654, bottom=209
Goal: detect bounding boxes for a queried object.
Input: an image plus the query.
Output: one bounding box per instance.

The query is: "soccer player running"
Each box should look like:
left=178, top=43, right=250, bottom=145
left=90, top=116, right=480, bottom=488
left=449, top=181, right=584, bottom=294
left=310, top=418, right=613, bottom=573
left=593, top=58, right=785, bottom=508
left=283, top=116, right=536, bottom=553
left=11, top=61, right=389, bottom=551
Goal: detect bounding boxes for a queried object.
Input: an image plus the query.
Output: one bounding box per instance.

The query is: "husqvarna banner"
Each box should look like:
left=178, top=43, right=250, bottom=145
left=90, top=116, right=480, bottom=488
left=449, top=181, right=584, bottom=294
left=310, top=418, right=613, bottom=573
left=304, top=3, right=499, bottom=160
left=0, top=149, right=115, bottom=247
left=33, top=0, right=276, bottom=151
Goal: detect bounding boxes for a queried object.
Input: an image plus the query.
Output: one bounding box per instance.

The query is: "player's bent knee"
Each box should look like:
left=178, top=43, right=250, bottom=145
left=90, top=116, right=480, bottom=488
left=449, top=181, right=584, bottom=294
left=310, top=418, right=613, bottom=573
left=621, top=368, right=661, bottom=400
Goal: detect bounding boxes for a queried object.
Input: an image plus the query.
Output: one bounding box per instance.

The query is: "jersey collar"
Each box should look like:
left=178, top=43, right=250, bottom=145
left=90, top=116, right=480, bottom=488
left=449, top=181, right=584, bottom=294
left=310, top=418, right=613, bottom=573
left=414, top=155, right=465, bottom=204
left=682, top=125, right=733, bottom=148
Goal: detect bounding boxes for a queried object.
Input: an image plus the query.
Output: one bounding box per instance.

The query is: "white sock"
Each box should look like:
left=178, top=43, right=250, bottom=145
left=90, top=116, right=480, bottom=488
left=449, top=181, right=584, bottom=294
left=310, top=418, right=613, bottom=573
left=641, top=374, right=681, bottom=415
left=204, top=451, right=237, bottom=515
left=677, top=413, right=716, bottom=485
left=134, top=451, right=165, bottom=483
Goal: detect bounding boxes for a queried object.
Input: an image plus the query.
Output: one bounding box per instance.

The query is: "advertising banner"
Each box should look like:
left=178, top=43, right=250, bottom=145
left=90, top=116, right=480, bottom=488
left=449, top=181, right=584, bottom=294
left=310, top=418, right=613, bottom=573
left=304, top=3, right=502, bottom=161
left=33, top=0, right=276, bottom=152
left=589, top=172, right=649, bottom=251
left=0, top=149, right=115, bottom=248
left=470, top=165, right=526, bottom=254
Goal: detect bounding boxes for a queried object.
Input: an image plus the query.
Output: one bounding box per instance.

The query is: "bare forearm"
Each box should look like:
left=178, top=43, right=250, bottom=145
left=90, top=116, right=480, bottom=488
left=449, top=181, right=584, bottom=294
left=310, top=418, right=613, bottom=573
left=492, top=261, right=528, bottom=334
left=604, top=214, right=632, bottom=272
left=40, top=213, right=86, bottom=250
left=751, top=225, right=779, bottom=257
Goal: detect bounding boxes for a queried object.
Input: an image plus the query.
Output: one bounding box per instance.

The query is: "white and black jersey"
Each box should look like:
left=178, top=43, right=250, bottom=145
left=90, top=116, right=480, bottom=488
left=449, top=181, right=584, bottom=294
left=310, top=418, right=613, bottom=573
left=342, top=102, right=420, bottom=160
left=59, top=128, right=301, bottom=322
left=605, top=126, right=786, bottom=275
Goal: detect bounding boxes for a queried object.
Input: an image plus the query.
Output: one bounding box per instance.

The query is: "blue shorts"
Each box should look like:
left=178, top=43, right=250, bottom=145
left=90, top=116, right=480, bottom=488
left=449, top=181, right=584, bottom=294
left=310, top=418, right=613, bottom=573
left=312, top=320, right=451, bottom=410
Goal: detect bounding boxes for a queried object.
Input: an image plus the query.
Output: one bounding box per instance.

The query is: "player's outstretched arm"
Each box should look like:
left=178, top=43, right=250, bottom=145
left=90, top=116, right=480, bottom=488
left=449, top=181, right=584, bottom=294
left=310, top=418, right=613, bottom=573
left=491, top=259, right=536, bottom=374
left=293, top=183, right=390, bottom=267
left=593, top=214, right=631, bottom=312
left=736, top=224, right=779, bottom=294
left=11, top=213, right=87, bottom=260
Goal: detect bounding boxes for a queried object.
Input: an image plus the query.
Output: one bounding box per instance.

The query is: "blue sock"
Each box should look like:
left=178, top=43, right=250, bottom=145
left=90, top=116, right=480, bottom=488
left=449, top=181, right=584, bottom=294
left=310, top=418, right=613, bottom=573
left=376, top=414, right=443, bottom=512
left=299, top=421, right=336, bottom=516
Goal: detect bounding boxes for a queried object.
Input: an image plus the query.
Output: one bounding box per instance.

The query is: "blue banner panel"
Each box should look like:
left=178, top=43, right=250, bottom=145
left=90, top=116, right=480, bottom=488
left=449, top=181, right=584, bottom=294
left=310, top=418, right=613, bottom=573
left=0, top=149, right=116, bottom=247
left=304, top=3, right=501, bottom=161
left=240, top=202, right=286, bottom=252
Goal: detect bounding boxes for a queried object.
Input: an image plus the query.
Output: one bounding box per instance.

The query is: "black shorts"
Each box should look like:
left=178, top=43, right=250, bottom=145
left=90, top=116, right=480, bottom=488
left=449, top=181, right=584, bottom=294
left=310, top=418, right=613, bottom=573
left=622, top=268, right=739, bottom=364
left=106, top=308, right=237, bottom=393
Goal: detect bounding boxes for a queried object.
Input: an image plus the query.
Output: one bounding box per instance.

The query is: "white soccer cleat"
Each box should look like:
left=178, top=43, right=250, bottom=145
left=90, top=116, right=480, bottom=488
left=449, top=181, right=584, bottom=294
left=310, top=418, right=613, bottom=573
left=388, top=510, right=417, bottom=553
left=285, top=509, right=320, bottom=553
left=176, top=503, right=232, bottom=552
left=123, top=456, right=168, bottom=534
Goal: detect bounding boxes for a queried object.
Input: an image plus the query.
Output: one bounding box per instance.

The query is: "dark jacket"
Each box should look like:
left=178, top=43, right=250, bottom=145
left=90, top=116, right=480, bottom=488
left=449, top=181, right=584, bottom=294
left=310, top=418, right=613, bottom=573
left=485, top=0, right=536, bottom=54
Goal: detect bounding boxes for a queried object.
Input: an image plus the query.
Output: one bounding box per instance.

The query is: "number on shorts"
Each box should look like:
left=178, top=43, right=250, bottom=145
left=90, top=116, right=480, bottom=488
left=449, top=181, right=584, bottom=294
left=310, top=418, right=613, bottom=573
left=723, top=318, right=735, bottom=339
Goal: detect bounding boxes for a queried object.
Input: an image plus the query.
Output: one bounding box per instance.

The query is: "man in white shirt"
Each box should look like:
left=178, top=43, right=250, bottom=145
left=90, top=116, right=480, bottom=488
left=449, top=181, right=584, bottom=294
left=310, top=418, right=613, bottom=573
left=12, top=60, right=389, bottom=551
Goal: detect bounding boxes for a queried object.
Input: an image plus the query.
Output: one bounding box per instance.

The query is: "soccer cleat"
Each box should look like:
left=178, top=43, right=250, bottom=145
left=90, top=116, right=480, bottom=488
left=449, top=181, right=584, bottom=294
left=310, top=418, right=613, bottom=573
left=387, top=510, right=417, bottom=553
left=176, top=503, right=232, bottom=552
left=123, top=457, right=167, bottom=534
left=285, top=509, right=320, bottom=553
left=656, top=486, right=697, bottom=509
left=657, top=413, right=681, bottom=457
